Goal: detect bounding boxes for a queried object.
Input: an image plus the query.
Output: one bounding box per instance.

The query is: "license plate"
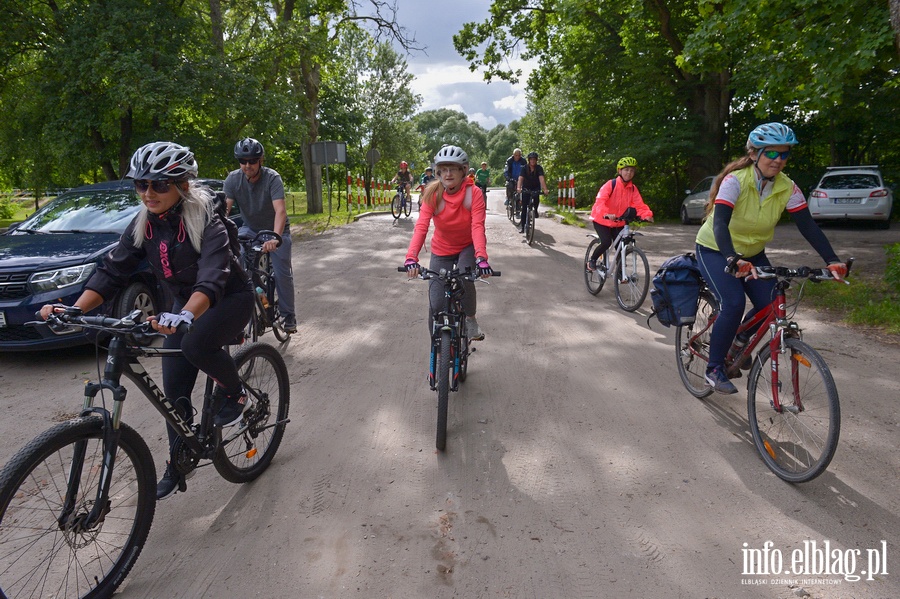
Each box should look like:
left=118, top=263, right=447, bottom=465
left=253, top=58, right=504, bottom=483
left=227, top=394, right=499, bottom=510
left=0, top=311, right=5, bottom=327
left=834, top=198, right=862, bottom=204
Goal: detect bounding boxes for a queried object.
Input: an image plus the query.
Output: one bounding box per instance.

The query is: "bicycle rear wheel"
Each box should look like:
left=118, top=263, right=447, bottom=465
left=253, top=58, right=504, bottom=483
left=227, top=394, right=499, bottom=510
left=614, top=245, right=650, bottom=311
left=511, top=194, right=522, bottom=227
left=436, top=330, right=451, bottom=451
left=391, top=194, right=402, bottom=219
left=525, top=206, right=536, bottom=245
left=675, top=290, right=718, bottom=398
left=584, top=239, right=606, bottom=295
left=458, top=324, right=469, bottom=383
left=0, top=417, right=156, bottom=599
left=747, top=337, right=840, bottom=483
left=214, top=342, right=290, bottom=483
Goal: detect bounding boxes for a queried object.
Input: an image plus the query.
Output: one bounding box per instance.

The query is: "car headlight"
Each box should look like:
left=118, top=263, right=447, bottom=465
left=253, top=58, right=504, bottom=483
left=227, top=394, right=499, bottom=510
left=30, top=263, right=97, bottom=293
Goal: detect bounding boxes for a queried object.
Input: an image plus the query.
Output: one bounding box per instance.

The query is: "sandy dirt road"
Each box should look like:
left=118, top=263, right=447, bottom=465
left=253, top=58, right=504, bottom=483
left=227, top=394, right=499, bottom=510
left=0, top=189, right=898, bottom=598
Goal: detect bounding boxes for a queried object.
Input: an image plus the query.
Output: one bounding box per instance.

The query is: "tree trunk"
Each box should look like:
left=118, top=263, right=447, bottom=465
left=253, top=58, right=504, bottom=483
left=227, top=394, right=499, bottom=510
left=892, top=0, right=900, bottom=57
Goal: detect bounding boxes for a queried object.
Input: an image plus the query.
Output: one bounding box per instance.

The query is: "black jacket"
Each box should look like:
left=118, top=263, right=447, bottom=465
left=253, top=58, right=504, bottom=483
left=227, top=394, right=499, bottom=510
left=88, top=207, right=247, bottom=308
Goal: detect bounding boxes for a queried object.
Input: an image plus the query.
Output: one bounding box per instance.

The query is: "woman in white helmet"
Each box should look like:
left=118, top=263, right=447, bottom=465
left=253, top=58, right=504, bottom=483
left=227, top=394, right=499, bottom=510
left=40, top=141, right=254, bottom=500
left=404, top=145, right=492, bottom=340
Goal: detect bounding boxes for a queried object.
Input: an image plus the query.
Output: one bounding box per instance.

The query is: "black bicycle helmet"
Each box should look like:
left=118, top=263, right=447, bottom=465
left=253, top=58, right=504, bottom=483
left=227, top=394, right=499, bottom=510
left=527, top=151, right=538, bottom=159
left=234, top=137, right=265, bottom=160
left=127, top=142, right=198, bottom=181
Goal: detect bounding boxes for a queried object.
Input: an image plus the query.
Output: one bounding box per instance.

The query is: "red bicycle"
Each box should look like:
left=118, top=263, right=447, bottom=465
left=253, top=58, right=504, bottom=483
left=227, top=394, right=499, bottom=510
left=675, top=260, right=853, bottom=482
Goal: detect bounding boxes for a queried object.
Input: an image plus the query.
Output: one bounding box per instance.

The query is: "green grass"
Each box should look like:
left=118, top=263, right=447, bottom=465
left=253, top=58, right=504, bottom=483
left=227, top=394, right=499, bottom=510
left=801, top=269, right=900, bottom=335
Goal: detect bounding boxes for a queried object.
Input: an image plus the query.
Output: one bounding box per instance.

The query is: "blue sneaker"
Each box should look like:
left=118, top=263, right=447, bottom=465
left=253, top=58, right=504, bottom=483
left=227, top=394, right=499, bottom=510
left=705, top=366, right=738, bottom=395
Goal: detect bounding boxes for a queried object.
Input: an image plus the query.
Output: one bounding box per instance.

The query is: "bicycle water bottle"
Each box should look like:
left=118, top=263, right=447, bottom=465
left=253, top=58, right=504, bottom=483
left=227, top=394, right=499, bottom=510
left=256, top=286, right=270, bottom=308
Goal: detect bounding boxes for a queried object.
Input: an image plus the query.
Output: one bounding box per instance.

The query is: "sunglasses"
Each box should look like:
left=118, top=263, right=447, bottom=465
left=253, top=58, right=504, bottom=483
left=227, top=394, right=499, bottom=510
left=762, top=150, right=791, bottom=161
left=133, top=179, right=182, bottom=194
left=239, top=158, right=260, bottom=165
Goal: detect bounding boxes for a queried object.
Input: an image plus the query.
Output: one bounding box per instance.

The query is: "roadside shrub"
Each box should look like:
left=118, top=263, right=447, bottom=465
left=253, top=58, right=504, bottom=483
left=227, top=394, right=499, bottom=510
left=884, top=243, right=900, bottom=294
left=0, top=197, right=15, bottom=219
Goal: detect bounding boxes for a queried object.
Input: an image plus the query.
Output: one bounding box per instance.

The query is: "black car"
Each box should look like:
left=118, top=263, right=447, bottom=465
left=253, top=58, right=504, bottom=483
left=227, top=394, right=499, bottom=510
left=0, top=179, right=225, bottom=351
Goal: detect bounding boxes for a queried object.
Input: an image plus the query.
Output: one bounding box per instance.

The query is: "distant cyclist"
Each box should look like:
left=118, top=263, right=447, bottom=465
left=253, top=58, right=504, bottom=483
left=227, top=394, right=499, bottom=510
left=587, top=156, right=654, bottom=272
left=392, top=161, right=413, bottom=198
left=420, top=166, right=436, bottom=187
left=224, top=137, right=297, bottom=333
left=475, top=161, right=491, bottom=200
left=695, top=123, right=847, bottom=395
left=516, top=151, right=549, bottom=233
left=404, top=145, right=492, bottom=340
left=503, top=148, right=526, bottom=206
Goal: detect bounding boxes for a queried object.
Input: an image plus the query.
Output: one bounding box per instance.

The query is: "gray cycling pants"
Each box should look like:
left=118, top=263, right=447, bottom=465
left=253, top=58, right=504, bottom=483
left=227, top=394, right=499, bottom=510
left=428, top=245, right=477, bottom=332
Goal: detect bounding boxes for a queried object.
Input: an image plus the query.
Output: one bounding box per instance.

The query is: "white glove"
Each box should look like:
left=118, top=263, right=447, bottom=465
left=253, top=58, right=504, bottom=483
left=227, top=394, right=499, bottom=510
left=157, top=310, right=194, bottom=329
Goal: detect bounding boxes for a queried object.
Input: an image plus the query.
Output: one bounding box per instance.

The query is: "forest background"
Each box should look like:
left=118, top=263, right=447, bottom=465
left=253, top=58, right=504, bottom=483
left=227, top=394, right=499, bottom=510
left=1, top=0, right=898, bottom=218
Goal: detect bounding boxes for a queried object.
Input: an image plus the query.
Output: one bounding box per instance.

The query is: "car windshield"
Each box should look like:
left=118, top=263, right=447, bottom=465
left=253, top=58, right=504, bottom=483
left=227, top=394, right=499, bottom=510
left=14, top=190, right=141, bottom=234
left=820, top=174, right=880, bottom=190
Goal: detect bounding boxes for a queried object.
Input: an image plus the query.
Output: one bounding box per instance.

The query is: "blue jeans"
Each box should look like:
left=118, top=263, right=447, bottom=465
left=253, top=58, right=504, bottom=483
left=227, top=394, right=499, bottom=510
left=695, top=245, right=776, bottom=371
left=240, top=225, right=296, bottom=320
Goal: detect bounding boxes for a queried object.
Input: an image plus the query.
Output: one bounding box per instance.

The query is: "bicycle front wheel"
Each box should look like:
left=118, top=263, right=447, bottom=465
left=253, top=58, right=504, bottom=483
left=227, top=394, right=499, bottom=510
left=511, top=195, right=522, bottom=227
left=214, top=342, right=290, bottom=483
left=391, top=194, right=402, bottom=219
left=0, top=417, right=156, bottom=599
left=614, top=245, right=650, bottom=311
left=403, top=194, right=411, bottom=217
left=583, top=239, right=606, bottom=296
left=436, top=330, right=451, bottom=451
left=747, top=337, right=840, bottom=483
left=675, top=290, right=718, bottom=398
left=525, top=207, right=536, bottom=245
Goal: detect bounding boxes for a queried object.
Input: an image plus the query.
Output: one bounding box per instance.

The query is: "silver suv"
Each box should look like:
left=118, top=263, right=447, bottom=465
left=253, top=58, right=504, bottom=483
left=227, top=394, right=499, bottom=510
left=808, top=166, right=893, bottom=229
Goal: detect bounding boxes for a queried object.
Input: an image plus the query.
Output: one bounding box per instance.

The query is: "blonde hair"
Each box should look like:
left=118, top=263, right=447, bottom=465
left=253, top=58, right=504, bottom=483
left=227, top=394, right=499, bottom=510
left=131, top=180, right=215, bottom=252
left=420, top=178, right=446, bottom=211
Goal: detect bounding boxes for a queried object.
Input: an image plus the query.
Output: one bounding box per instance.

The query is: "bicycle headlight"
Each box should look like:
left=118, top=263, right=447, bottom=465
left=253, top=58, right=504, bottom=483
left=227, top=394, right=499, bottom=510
left=30, top=263, right=97, bottom=293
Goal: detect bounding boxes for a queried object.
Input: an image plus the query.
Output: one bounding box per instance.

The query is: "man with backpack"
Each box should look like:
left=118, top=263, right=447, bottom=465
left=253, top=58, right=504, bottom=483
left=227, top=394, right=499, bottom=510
left=224, top=137, right=297, bottom=333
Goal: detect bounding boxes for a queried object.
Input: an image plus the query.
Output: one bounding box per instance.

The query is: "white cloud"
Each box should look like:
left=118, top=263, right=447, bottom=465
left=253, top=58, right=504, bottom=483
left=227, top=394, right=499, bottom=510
left=469, top=113, right=498, bottom=130
left=493, top=92, right=527, bottom=115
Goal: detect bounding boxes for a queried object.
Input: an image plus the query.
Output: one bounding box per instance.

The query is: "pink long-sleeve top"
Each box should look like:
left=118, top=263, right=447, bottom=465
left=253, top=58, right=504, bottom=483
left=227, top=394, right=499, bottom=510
left=589, top=177, right=653, bottom=227
left=406, top=179, right=488, bottom=261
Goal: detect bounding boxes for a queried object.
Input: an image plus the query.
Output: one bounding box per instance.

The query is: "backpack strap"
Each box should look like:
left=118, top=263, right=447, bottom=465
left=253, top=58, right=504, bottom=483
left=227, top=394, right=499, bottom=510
left=464, top=185, right=472, bottom=210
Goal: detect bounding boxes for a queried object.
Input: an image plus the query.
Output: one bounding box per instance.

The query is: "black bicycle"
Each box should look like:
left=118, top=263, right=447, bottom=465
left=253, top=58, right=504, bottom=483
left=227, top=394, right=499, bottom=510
left=519, top=189, right=543, bottom=245
left=391, top=184, right=412, bottom=219
left=0, top=310, right=290, bottom=598
left=399, top=265, right=500, bottom=451
left=506, top=179, right=521, bottom=226
left=239, top=230, right=291, bottom=343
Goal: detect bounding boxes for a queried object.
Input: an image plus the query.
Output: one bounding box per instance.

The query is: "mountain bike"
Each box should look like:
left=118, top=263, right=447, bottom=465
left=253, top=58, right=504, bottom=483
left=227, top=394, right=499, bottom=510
left=583, top=215, right=651, bottom=311
left=0, top=310, right=290, bottom=598
left=398, top=265, right=500, bottom=452
left=239, top=230, right=291, bottom=343
left=519, top=189, right=543, bottom=245
left=506, top=179, right=521, bottom=226
left=391, top=184, right=412, bottom=219
left=674, top=260, right=853, bottom=482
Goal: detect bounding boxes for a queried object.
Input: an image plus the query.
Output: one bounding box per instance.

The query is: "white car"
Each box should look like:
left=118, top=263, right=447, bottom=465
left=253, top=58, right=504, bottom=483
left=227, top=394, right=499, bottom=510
left=680, top=176, right=714, bottom=224
left=808, top=166, right=893, bottom=229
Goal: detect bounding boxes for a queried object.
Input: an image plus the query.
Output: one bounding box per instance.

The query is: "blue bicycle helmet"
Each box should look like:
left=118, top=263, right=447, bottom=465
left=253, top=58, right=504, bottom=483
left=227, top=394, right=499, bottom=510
left=747, top=123, right=798, bottom=149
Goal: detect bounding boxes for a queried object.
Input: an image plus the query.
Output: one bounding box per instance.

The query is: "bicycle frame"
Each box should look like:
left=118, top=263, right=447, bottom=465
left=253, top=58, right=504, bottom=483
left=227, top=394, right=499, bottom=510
left=428, top=273, right=467, bottom=392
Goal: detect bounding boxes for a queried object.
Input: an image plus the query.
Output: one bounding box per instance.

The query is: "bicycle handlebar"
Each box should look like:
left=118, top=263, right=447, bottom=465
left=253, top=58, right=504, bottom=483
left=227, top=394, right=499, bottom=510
left=396, top=266, right=502, bottom=280
left=726, top=256, right=854, bottom=281
left=30, top=309, right=182, bottom=340
left=238, top=230, right=283, bottom=250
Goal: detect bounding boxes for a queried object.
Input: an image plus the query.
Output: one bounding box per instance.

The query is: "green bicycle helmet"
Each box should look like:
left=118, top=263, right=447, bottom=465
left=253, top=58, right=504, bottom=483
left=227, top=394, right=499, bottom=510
left=617, top=156, right=638, bottom=169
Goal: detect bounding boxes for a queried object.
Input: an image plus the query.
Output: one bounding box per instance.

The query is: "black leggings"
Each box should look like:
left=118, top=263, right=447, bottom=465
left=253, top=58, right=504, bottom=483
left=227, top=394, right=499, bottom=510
left=520, top=189, right=540, bottom=224
left=161, top=288, right=253, bottom=450
left=589, top=222, right=622, bottom=262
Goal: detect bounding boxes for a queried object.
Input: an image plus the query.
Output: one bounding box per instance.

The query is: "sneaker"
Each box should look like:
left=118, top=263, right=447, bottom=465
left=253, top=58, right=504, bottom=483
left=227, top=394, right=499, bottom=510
left=705, top=366, right=738, bottom=395
left=214, top=392, right=252, bottom=427
left=282, top=315, right=298, bottom=334
left=157, top=461, right=186, bottom=500
left=467, top=317, right=485, bottom=341
left=587, top=259, right=597, bottom=272
left=518, top=226, right=525, bottom=233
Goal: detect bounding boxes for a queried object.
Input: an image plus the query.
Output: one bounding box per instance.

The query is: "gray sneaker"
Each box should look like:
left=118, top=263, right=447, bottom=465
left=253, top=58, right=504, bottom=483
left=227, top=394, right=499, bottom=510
left=467, top=317, right=485, bottom=341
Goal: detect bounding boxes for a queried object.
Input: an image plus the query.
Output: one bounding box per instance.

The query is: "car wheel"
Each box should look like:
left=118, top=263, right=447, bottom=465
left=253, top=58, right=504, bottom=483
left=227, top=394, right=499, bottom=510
left=680, top=206, right=690, bottom=225
left=116, top=282, right=158, bottom=322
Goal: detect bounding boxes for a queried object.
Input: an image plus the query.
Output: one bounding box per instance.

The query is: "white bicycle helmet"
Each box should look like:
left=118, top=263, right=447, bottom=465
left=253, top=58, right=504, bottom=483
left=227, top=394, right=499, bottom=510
left=747, top=122, right=798, bottom=149
left=128, top=142, right=198, bottom=180
left=434, top=145, right=469, bottom=168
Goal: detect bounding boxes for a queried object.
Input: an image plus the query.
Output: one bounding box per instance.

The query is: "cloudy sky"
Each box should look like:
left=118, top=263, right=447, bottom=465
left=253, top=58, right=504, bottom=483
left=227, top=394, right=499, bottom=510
left=391, top=0, right=534, bottom=130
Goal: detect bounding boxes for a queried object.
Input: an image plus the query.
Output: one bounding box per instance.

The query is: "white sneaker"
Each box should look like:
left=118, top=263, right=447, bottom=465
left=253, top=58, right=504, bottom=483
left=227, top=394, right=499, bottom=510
left=467, top=317, right=485, bottom=341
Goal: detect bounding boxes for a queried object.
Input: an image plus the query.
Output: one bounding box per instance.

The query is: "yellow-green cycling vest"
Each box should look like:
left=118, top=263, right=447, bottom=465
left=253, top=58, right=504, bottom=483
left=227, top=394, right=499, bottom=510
left=695, top=166, right=794, bottom=259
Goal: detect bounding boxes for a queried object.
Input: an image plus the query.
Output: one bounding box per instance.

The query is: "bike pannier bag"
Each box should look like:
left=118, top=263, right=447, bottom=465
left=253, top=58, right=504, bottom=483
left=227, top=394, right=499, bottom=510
left=648, top=252, right=702, bottom=327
